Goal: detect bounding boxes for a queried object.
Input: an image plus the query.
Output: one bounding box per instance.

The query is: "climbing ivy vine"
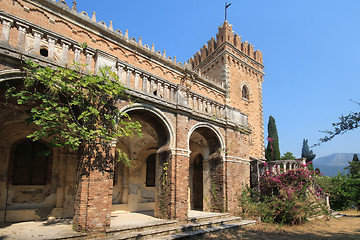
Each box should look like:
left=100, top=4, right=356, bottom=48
left=7, top=60, right=141, bottom=165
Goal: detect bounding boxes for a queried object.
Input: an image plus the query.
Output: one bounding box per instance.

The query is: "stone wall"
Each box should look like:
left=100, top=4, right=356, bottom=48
left=0, top=0, right=265, bottom=232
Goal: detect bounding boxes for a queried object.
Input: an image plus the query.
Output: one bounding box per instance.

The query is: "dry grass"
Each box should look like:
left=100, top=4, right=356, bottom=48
left=187, top=209, right=360, bottom=240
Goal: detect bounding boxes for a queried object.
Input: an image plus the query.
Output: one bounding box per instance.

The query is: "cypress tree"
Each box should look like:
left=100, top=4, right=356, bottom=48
left=265, top=116, right=280, bottom=161
left=353, top=154, right=359, bottom=162
left=301, top=139, right=316, bottom=170
left=346, top=154, right=360, bottom=176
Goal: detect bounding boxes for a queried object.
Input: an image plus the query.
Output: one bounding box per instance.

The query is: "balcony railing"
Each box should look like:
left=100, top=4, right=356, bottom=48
left=0, top=11, right=248, bottom=128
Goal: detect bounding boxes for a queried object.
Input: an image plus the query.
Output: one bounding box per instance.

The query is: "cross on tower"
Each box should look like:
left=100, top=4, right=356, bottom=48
left=225, top=2, right=232, bottom=21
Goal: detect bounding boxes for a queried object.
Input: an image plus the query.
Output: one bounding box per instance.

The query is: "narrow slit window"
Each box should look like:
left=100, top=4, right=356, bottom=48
left=242, top=86, right=249, bottom=100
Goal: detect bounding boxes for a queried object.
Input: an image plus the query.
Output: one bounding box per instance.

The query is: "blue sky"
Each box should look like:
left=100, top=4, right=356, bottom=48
left=71, top=0, right=360, bottom=159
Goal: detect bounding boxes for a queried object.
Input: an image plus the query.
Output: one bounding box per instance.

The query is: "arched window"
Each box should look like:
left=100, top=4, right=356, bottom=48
left=146, top=154, right=156, bottom=187
left=40, top=48, right=49, bottom=57
left=242, top=85, right=249, bottom=100
left=12, top=140, right=50, bottom=185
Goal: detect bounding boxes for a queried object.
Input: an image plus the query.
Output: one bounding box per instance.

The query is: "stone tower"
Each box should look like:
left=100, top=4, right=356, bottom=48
left=189, top=21, right=265, bottom=159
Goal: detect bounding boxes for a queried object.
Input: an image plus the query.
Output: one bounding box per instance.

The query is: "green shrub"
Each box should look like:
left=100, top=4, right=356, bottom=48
left=239, top=164, right=328, bottom=225
left=316, top=172, right=360, bottom=210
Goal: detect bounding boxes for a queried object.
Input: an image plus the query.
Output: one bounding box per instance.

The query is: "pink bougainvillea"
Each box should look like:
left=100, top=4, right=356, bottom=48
left=240, top=161, right=328, bottom=225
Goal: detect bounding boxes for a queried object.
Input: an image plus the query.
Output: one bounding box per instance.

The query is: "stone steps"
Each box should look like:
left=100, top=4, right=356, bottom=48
left=152, top=220, right=256, bottom=240
left=107, top=220, right=179, bottom=236
left=331, top=211, right=345, bottom=218
left=104, top=214, right=255, bottom=240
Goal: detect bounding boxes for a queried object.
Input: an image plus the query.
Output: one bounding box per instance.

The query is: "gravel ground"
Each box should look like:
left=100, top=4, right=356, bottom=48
left=186, top=209, right=360, bottom=240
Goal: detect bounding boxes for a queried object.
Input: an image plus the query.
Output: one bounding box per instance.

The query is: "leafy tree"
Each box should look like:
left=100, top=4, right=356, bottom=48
left=345, top=154, right=360, bottom=176
left=280, top=152, right=296, bottom=160
left=265, top=115, right=280, bottom=162
left=7, top=60, right=142, bottom=231
left=318, top=101, right=360, bottom=144
left=316, top=172, right=360, bottom=210
left=301, top=139, right=316, bottom=171
left=9, top=60, right=141, bottom=152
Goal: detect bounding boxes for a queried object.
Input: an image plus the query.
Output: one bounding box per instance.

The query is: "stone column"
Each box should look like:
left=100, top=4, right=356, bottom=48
left=134, top=70, right=141, bottom=90
left=74, top=45, right=82, bottom=63
left=149, top=77, right=155, bottom=94
left=47, top=36, right=57, bottom=59
left=0, top=17, right=13, bottom=44
left=169, top=86, right=175, bottom=102
left=116, top=63, right=125, bottom=84
left=126, top=68, right=132, bottom=87
left=199, top=99, right=203, bottom=112
left=17, top=23, right=28, bottom=50
left=210, top=103, right=214, bottom=115
left=32, top=29, right=43, bottom=55
left=157, top=81, right=161, bottom=97
left=85, top=50, right=94, bottom=72
left=142, top=74, right=148, bottom=93
left=60, top=40, right=71, bottom=66
left=163, top=83, right=169, bottom=100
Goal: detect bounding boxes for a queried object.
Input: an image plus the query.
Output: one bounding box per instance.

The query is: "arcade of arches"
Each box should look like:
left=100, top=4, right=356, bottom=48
left=0, top=106, right=249, bottom=225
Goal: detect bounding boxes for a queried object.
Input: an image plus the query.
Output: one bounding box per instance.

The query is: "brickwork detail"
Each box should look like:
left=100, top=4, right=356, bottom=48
left=73, top=145, right=114, bottom=233
left=0, top=0, right=266, bottom=234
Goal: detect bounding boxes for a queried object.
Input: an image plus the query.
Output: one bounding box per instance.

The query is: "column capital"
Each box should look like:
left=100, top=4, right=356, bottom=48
left=125, top=66, right=134, bottom=72
left=60, top=39, right=71, bottom=47
left=142, top=73, right=149, bottom=79
left=46, top=35, right=57, bottom=42
left=73, top=45, right=83, bottom=52
left=16, top=22, right=28, bottom=31
left=84, top=49, right=95, bottom=57
left=1, top=16, right=13, bottom=25
left=116, top=61, right=125, bottom=68
left=134, top=69, right=142, bottom=75
left=32, top=29, right=43, bottom=38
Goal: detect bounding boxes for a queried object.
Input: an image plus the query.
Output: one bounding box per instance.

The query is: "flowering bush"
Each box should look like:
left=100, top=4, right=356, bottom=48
left=239, top=163, right=329, bottom=225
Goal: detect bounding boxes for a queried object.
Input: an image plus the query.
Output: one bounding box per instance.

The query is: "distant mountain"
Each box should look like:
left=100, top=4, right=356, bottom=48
left=313, top=153, right=360, bottom=176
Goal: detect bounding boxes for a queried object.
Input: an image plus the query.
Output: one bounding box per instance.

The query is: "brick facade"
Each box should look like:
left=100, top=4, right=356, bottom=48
left=0, top=0, right=265, bottom=234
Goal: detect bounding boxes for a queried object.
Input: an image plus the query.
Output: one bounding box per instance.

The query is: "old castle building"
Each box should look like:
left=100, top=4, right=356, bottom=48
left=0, top=0, right=265, bottom=232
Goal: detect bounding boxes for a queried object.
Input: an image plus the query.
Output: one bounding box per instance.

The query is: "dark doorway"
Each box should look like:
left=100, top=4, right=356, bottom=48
left=146, top=154, right=156, bottom=187
left=192, top=154, right=203, bottom=210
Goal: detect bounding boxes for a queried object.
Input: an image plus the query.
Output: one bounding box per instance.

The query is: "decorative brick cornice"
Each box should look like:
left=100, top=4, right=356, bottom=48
left=195, top=43, right=265, bottom=77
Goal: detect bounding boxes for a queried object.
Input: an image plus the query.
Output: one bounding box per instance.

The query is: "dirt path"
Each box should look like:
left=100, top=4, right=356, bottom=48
left=0, top=210, right=359, bottom=239
left=189, top=209, right=360, bottom=240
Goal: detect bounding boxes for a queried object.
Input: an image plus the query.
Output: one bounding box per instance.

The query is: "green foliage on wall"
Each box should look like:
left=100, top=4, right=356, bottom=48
left=7, top=60, right=142, bottom=166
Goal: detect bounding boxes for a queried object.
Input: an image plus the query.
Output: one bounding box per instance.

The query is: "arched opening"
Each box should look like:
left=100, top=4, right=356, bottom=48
left=11, top=139, right=50, bottom=185
left=242, top=85, right=249, bottom=100
left=188, top=126, right=223, bottom=212
left=40, top=48, right=49, bottom=57
left=112, top=108, right=172, bottom=214
left=2, top=135, right=57, bottom=223
left=190, top=153, right=203, bottom=210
